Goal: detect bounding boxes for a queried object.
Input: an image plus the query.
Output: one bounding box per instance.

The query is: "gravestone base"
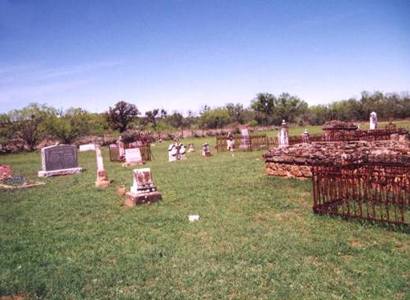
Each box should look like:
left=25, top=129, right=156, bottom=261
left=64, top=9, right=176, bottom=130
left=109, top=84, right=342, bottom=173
left=95, top=178, right=110, bottom=188
left=38, top=167, right=82, bottom=177
left=124, top=191, right=162, bottom=207
left=122, top=161, right=144, bottom=168
left=95, top=171, right=110, bottom=188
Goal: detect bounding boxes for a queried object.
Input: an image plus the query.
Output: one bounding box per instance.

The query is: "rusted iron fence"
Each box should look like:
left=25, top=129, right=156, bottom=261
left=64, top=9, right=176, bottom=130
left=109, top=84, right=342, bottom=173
left=216, top=135, right=276, bottom=152
left=323, top=128, right=408, bottom=142
left=288, top=134, right=322, bottom=145
left=109, top=143, right=152, bottom=162
left=312, top=159, right=410, bottom=226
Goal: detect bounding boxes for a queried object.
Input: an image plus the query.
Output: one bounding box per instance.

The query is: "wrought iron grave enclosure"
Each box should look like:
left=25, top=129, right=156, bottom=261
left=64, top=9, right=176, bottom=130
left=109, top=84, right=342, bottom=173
left=109, top=143, right=152, bottom=162
left=215, top=134, right=276, bottom=152
left=312, top=160, right=409, bottom=226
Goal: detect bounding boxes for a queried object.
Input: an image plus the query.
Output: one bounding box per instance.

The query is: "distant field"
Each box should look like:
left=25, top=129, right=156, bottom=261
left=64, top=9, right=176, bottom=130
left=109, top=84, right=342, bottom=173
left=0, top=125, right=409, bottom=299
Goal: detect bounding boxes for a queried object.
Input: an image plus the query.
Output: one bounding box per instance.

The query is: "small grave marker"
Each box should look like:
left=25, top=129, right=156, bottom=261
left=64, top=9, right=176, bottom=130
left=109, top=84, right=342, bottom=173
left=124, top=168, right=162, bottom=206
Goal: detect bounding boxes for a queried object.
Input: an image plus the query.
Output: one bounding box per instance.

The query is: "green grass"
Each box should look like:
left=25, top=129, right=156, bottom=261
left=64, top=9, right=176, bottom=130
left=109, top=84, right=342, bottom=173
left=1, top=136, right=409, bottom=299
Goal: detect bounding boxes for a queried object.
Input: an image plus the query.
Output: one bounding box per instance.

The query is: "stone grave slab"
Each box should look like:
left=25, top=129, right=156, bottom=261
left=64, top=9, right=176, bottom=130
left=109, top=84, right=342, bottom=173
left=79, top=143, right=96, bottom=152
left=123, top=148, right=143, bottom=166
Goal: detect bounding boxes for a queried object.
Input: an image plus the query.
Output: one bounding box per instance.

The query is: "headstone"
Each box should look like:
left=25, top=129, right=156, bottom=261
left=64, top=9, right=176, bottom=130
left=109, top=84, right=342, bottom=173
left=168, top=141, right=186, bottom=162
left=370, top=112, right=377, bottom=130
left=125, top=168, right=162, bottom=206
left=202, top=143, right=212, bottom=157
left=0, top=165, right=12, bottom=181
left=239, top=128, right=250, bottom=149
left=38, top=144, right=82, bottom=177
left=302, top=129, right=310, bottom=143
left=278, top=120, right=289, bottom=147
left=79, top=143, right=96, bottom=152
left=124, top=148, right=143, bottom=166
left=226, top=132, right=235, bottom=151
left=117, top=137, right=125, bottom=160
left=95, top=145, right=110, bottom=188
left=109, top=144, right=120, bottom=161
left=187, top=144, right=195, bottom=153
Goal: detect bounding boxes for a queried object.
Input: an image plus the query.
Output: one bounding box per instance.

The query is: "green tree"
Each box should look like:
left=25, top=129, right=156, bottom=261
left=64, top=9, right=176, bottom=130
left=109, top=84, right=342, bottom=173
left=251, top=93, right=276, bottom=125
left=106, top=101, right=140, bottom=132
left=8, top=103, right=57, bottom=150
left=199, top=107, right=230, bottom=129
left=225, top=103, right=246, bottom=124
left=274, top=93, right=308, bottom=124
left=47, top=108, right=92, bottom=143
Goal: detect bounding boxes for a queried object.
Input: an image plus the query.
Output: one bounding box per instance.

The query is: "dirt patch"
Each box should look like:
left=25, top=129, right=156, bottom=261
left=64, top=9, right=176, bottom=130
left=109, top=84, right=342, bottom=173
left=0, top=294, right=27, bottom=300
left=349, top=239, right=367, bottom=249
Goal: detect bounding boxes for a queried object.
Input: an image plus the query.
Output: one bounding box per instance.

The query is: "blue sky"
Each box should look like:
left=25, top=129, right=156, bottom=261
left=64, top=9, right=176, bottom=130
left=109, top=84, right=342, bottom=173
left=0, top=0, right=409, bottom=114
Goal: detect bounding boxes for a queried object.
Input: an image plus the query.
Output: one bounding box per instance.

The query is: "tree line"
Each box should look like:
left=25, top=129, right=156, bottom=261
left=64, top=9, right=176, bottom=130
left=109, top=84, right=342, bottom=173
left=0, top=91, right=409, bottom=150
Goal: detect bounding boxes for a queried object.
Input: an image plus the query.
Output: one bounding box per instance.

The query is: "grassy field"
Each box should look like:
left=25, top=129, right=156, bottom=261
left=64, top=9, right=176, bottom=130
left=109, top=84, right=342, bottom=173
left=1, top=135, right=410, bottom=299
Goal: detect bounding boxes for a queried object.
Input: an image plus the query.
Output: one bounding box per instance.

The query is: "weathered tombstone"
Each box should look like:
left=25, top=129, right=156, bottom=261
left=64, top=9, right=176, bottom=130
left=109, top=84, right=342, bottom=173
left=302, top=129, right=310, bottom=143
left=124, top=168, right=162, bottom=207
left=79, top=143, right=96, bottom=152
left=168, top=141, right=186, bottom=162
left=0, top=165, right=12, bottom=181
left=38, top=144, right=82, bottom=177
left=278, top=120, right=289, bottom=147
left=187, top=143, right=195, bottom=153
left=117, top=137, right=125, bottom=160
left=109, top=144, right=120, bottom=161
left=202, top=143, right=212, bottom=157
left=226, top=132, right=235, bottom=151
left=369, top=112, right=377, bottom=130
left=95, top=145, right=110, bottom=188
left=239, top=128, right=250, bottom=150
left=124, top=148, right=143, bottom=166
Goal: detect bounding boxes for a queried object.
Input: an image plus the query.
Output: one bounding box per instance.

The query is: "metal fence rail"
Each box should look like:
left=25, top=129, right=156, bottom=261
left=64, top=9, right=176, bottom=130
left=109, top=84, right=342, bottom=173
left=109, top=143, right=152, bottom=162
left=215, top=135, right=276, bottom=152
left=323, top=128, right=408, bottom=142
left=312, top=162, right=410, bottom=226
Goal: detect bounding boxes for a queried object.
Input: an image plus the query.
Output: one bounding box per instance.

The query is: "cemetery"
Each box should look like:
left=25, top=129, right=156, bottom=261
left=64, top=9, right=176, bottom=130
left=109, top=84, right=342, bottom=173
left=1, top=117, right=409, bottom=298
left=1, top=2, right=410, bottom=297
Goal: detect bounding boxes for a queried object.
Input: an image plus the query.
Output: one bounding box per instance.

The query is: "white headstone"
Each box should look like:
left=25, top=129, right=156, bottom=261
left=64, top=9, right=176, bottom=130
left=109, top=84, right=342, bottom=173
left=239, top=128, right=250, bottom=149
left=187, top=144, right=195, bottom=153
left=117, top=139, right=125, bottom=159
left=95, top=146, right=104, bottom=172
left=202, top=143, right=211, bottom=157
left=168, top=142, right=186, bottom=161
left=370, top=112, right=377, bottom=130
left=79, top=143, right=96, bottom=152
left=226, top=132, right=235, bottom=151
left=278, top=120, right=289, bottom=147
left=95, top=145, right=110, bottom=188
left=125, top=148, right=143, bottom=165
left=130, top=168, right=157, bottom=194
left=302, top=128, right=310, bottom=143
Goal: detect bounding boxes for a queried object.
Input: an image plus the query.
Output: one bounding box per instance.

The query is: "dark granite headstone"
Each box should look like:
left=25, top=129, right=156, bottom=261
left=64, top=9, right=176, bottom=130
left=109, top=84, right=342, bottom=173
left=38, top=144, right=82, bottom=177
